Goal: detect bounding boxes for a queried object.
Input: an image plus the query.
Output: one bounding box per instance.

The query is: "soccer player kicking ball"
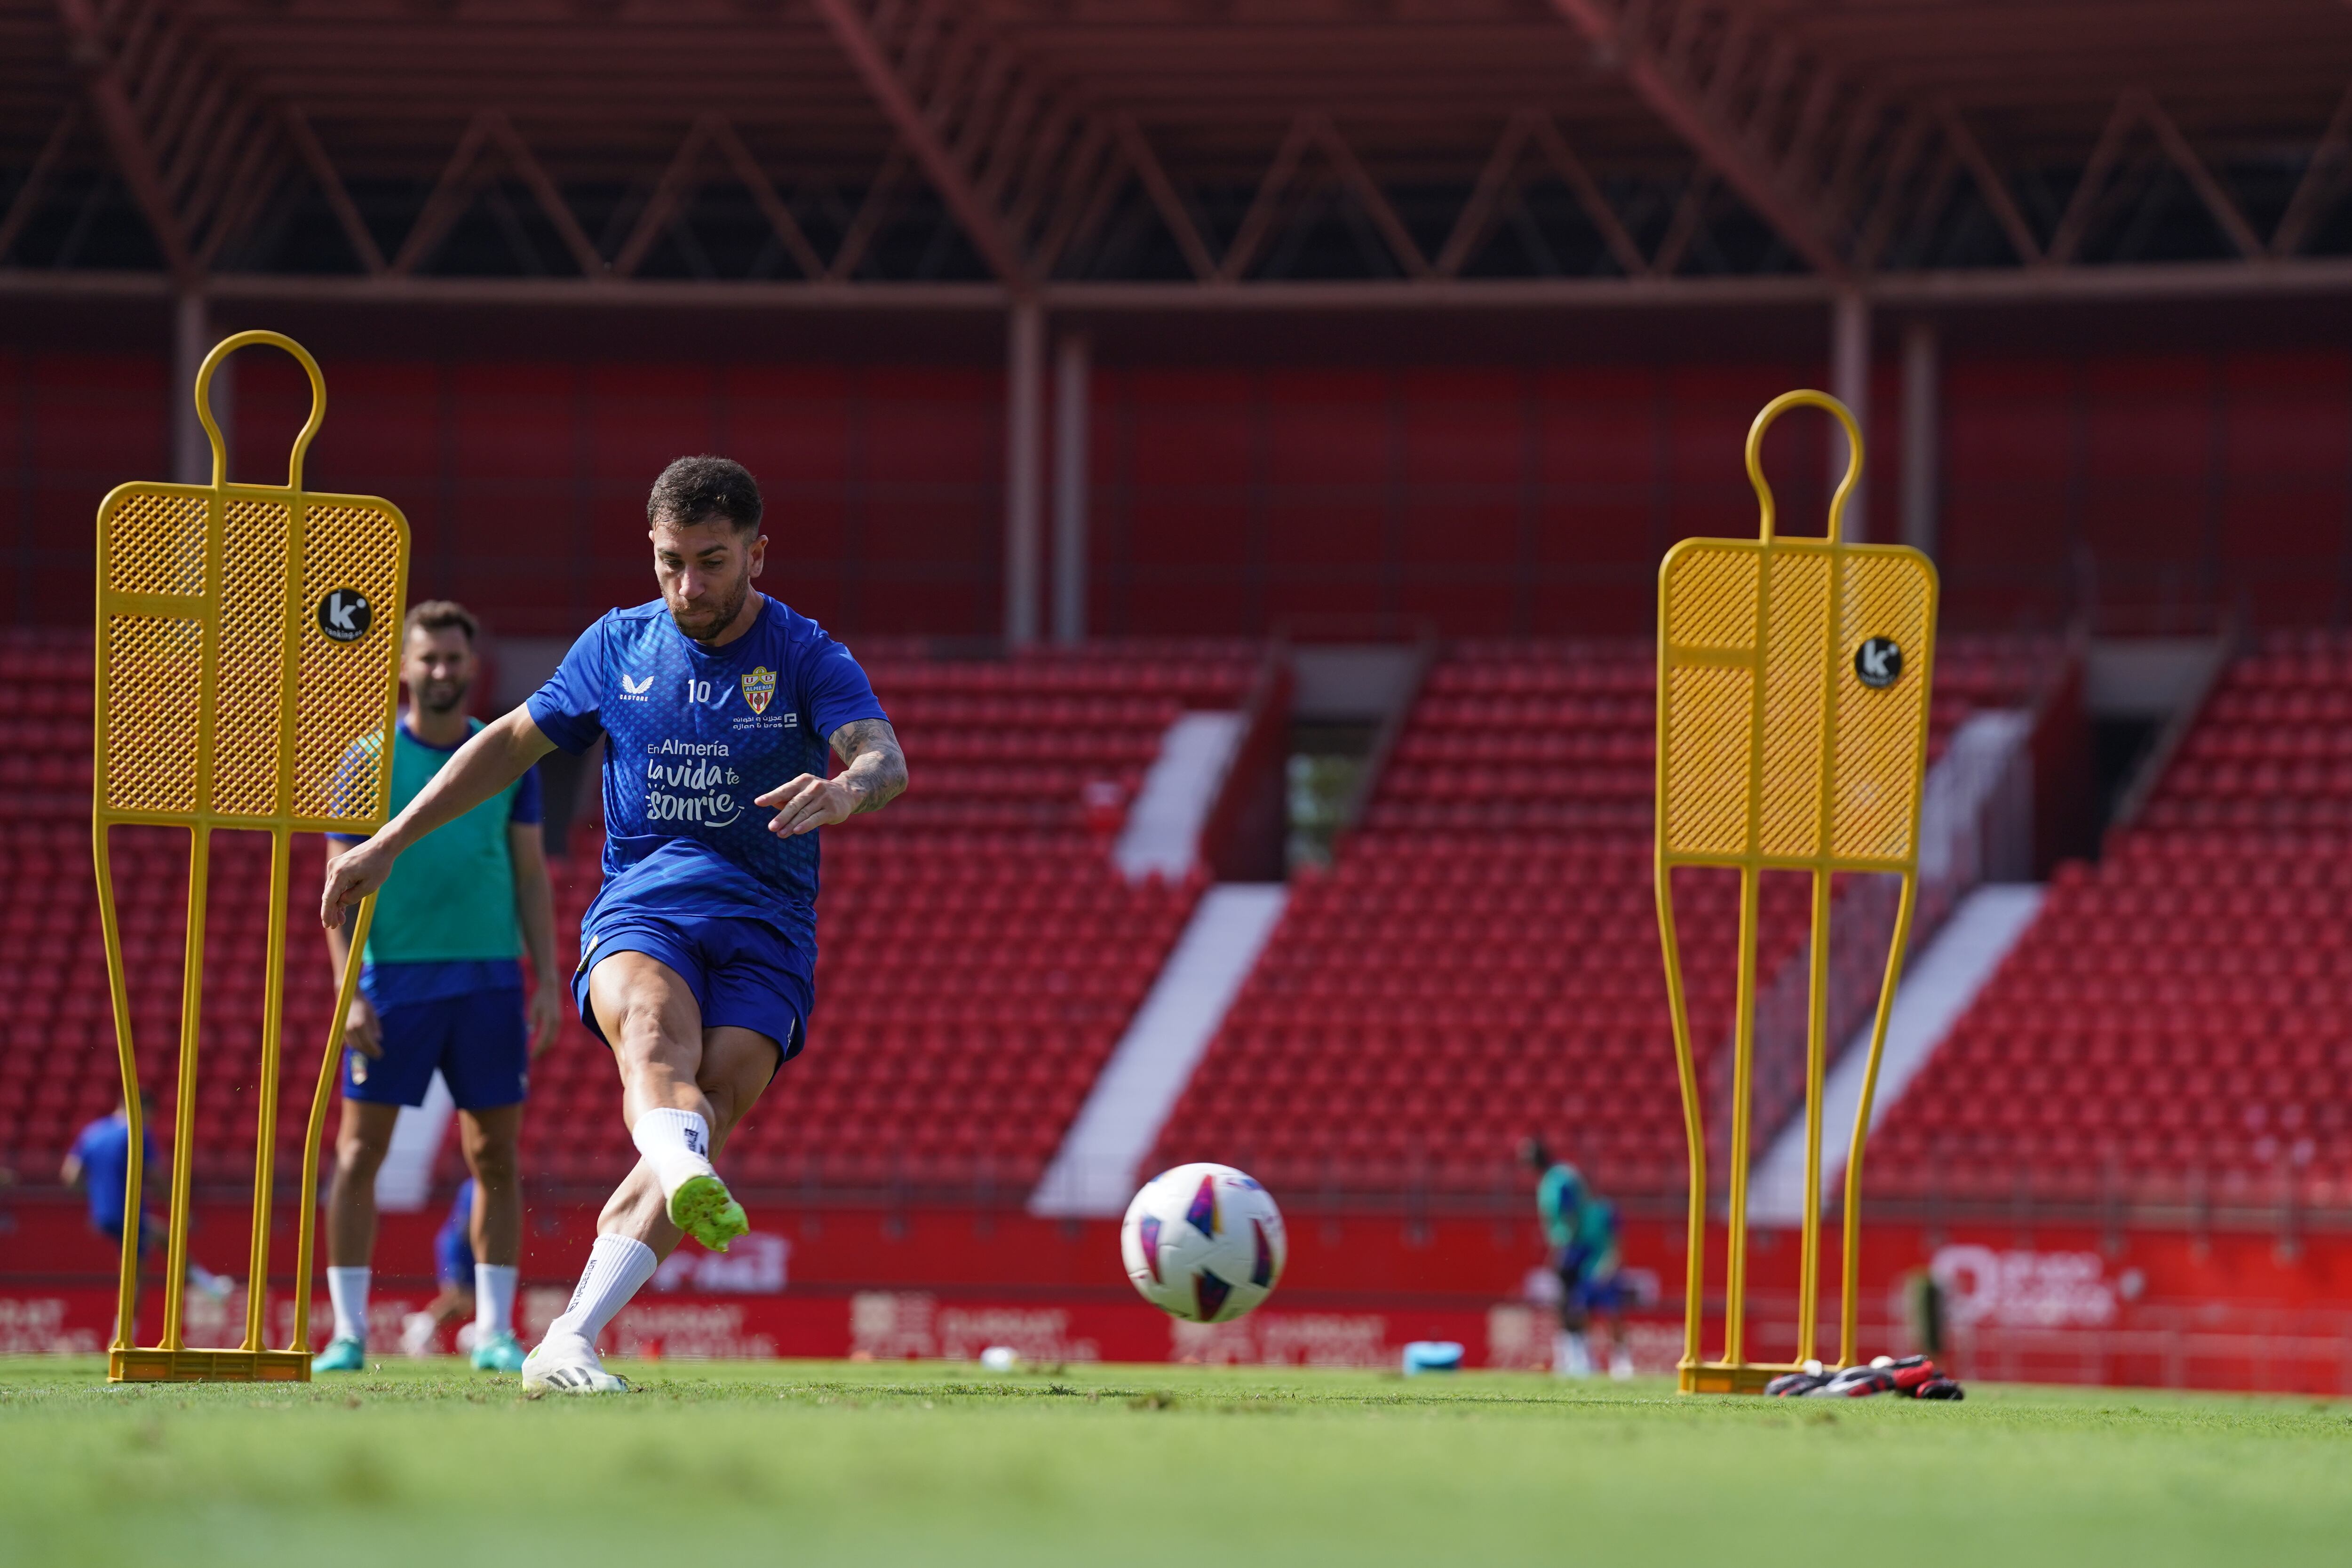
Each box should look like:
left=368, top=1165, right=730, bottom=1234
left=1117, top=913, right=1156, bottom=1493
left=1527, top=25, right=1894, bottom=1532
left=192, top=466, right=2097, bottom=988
left=320, top=457, right=905, bottom=1393
left=314, top=601, right=562, bottom=1377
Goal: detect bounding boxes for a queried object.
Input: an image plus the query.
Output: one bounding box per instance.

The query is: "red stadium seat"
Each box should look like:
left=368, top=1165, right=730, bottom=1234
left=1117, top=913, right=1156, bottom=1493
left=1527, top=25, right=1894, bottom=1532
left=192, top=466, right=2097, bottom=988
left=1872, top=633, right=2352, bottom=1204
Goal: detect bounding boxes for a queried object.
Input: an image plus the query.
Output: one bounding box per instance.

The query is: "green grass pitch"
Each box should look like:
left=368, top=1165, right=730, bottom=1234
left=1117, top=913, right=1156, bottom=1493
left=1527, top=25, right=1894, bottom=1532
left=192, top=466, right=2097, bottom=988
left=4, top=1357, right=2350, bottom=1567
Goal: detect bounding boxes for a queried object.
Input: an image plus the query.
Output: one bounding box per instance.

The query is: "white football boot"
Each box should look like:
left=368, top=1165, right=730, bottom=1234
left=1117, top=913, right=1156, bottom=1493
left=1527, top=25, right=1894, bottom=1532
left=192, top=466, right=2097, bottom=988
left=520, top=1333, right=629, bottom=1393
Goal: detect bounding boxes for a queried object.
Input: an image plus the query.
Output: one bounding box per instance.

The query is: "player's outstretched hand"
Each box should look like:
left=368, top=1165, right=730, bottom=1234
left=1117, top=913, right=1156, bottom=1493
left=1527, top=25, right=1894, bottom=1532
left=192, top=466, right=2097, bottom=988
left=757, top=773, right=858, bottom=837
left=319, top=836, right=398, bottom=928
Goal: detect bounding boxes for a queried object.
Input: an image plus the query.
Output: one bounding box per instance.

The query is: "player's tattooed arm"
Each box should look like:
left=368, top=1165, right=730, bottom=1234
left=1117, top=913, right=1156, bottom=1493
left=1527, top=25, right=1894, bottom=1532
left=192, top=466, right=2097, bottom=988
left=756, top=717, right=908, bottom=837
left=827, top=718, right=908, bottom=812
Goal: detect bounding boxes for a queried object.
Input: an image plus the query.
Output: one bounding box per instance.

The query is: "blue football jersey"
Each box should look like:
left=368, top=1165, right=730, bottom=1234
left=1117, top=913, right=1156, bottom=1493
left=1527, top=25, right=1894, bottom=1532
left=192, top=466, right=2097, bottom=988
left=525, top=594, right=887, bottom=934
left=71, top=1113, right=151, bottom=1231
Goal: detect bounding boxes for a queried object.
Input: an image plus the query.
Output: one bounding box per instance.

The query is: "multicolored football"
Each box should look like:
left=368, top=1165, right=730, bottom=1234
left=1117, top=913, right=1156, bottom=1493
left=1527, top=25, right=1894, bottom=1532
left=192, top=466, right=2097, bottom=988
left=1120, top=1162, right=1287, bottom=1323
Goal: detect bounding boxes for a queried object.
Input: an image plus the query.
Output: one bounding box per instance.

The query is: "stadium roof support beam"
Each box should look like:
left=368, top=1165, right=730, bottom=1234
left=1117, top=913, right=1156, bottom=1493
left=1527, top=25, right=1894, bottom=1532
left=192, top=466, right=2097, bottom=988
left=1214, top=113, right=1442, bottom=282
left=1900, top=321, right=1939, bottom=560
left=1829, top=289, right=1868, bottom=540
left=1850, top=107, right=1938, bottom=270
left=1937, top=107, right=2043, bottom=267
left=279, top=106, right=383, bottom=276
left=24, top=256, right=2352, bottom=311
left=11, top=4, right=2352, bottom=310
left=1546, top=0, right=1851, bottom=277
left=24, top=253, right=2352, bottom=311
left=2272, top=80, right=2352, bottom=259
left=703, top=118, right=832, bottom=283
left=0, top=104, right=80, bottom=265
left=54, top=0, right=397, bottom=280
left=1526, top=115, right=1653, bottom=279
left=825, top=143, right=914, bottom=283
left=386, top=110, right=607, bottom=279
left=2137, top=92, right=2264, bottom=261
left=1309, top=114, right=1432, bottom=280
left=1053, top=329, right=1089, bottom=647
left=1433, top=113, right=1535, bottom=279
left=57, top=0, right=196, bottom=277
left=1220, top=116, right=1316, bottom=283
left=1311, top=109, right=1648, bottom=283
left=1004, top=296, right=1044, bottom=647
left=2046, top=95, right=2138, bottom=269
left=810, top=0, right=1025, bottom=282
left=1115, top=115, right=1217, bottom=282
left=606, top=113, right=830, bottom=283
left=804, top=0, right=1203, bottom=292
left=1961, top=86, right=2290, bottom=271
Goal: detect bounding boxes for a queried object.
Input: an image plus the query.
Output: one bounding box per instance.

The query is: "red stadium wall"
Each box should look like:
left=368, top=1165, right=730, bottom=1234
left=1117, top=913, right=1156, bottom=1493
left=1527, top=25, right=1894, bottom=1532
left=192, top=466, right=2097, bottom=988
left=8, top=346, right=2351, bottom=638
left=7, top=1194, right=2349, bottom=1393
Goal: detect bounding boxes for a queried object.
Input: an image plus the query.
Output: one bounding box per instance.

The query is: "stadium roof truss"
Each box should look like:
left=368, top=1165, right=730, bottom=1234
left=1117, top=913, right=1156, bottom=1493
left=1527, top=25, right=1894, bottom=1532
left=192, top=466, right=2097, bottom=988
left=6, top=0, right=2352, bottom=311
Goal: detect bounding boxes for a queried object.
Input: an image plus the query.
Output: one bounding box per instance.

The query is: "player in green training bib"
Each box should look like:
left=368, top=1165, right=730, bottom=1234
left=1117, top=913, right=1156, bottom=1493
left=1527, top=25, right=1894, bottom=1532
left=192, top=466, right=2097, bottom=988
left=1523, top=1137, right=1633, bottom=1380
left=314, top=601, right=561, bottom=1376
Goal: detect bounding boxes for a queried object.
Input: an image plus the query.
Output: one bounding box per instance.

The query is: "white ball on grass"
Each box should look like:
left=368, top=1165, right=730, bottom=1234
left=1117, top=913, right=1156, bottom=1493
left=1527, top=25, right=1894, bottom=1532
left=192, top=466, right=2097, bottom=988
left=1120, top=1162, right=1287, bottom=1323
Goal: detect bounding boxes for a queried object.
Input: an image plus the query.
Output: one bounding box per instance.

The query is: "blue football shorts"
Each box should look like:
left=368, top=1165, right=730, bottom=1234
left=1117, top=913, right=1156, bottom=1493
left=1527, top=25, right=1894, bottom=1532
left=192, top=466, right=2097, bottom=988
left=343, top=987, right=529, bottom=1111
left=95, top=1212, right=159, bottom=1258
left=571, top=908, right=806, bottom=1072
left=1571, top=1270, right=1627, bottom=1313
left=1554, top=1244, right=1627, bottom=1313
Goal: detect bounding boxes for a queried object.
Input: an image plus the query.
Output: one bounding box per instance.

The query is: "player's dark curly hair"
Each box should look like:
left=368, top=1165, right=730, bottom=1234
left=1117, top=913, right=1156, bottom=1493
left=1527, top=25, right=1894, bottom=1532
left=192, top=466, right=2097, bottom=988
left=647, top=454, right=762, bottom=535
left=403, top=598, right=479, bottom=644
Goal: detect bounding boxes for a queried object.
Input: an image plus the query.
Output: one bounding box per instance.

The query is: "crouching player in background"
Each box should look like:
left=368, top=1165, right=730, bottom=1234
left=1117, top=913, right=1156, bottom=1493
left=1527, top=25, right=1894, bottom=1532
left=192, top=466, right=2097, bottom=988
left=401, top=1178, right=481, bottom=1357
left=1522, top=1137, right=1632, bottom=1380
left=321, top=456, right=906, bottom=1393
left=63, top=1089, right=235, bottom=1305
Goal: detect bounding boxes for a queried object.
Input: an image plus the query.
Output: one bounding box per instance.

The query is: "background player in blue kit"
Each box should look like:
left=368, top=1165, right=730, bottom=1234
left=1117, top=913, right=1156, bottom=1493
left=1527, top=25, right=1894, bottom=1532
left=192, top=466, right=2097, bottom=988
left=62, top=1089, right=234, bottom=1307
left=313, top=601, right=562, bottom=1376
left=320, top=455, right=907, bottom=1393
left=400, top=1178, right=481, bottom=1357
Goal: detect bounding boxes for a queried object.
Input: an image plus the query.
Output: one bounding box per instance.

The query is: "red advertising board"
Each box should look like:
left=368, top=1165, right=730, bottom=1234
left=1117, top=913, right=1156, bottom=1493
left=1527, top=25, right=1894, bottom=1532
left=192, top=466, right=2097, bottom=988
left=5, top=1193, right=2349, bottom=1393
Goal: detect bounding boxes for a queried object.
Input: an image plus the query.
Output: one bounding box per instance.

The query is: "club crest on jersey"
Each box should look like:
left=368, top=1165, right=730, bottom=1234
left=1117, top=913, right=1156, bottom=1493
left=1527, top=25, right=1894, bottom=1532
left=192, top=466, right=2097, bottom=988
left=741, top=666, right=777, bottom=716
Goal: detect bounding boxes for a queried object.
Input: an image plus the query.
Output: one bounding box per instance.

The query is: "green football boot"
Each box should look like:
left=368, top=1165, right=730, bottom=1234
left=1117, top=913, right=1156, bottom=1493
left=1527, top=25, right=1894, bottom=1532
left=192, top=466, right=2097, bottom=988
left=311, top=1336, right=366, bottom=1373
left=470, top=1329, right=526, bottom=1374
left=667, top=1172, right=749, bottom=1252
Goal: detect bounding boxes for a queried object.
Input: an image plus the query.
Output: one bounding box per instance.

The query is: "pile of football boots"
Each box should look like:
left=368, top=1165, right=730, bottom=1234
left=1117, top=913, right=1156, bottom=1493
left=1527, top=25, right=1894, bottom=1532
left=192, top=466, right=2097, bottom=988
left=1764, top=1355, right=1963, bottom=1400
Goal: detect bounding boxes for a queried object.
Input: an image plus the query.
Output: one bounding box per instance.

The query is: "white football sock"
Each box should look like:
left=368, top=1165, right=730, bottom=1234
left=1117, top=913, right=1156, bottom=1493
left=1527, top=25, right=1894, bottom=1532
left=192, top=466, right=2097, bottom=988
left=476, top=1263, right=519, bottom=1339
left=1556, top=1329, right=1592, bottom=1377
left=327, top=1266, right=370, bottom=1347
left=545, top=1235, right=657, bottom=1350
left=630, top=1107, right=715, bottom=1198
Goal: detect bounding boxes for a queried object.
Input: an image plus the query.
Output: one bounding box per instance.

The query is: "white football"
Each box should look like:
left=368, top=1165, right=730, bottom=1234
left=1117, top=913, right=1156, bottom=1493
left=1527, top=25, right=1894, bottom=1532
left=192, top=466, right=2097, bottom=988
left=1120, top=1162, right=1287, bottom=1322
